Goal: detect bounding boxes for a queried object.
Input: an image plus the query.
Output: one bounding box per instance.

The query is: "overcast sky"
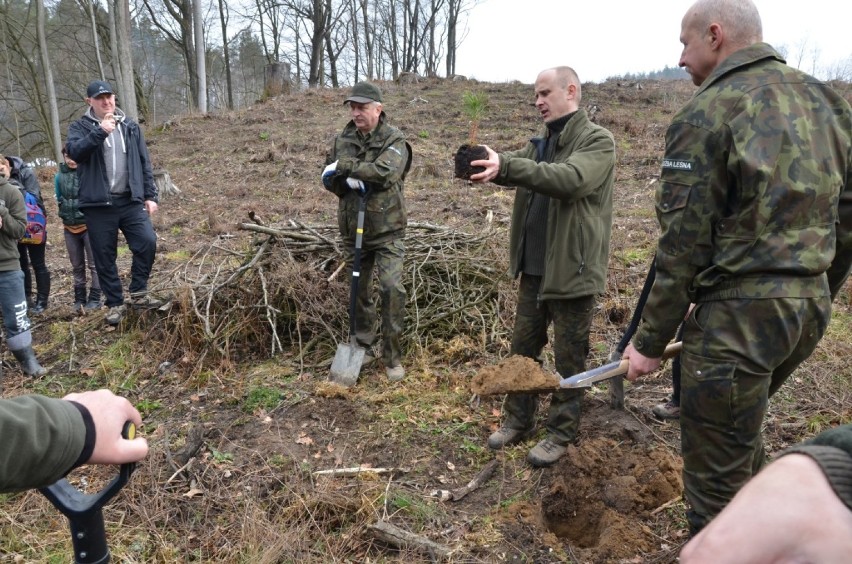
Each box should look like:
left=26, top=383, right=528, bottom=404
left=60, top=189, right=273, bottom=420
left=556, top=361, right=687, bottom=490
left=454, top=0, right=852, bottom=84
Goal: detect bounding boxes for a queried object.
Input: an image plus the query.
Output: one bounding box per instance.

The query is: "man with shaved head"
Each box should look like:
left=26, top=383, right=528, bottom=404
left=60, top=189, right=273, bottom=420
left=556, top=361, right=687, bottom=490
left=624, top=0, right=852, bottom=534
left=470, top=66, right=616, bottom=467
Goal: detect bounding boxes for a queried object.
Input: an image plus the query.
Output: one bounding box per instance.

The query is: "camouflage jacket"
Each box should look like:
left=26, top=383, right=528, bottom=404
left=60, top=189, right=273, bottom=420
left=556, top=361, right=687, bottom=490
left=634, top=43, right=852, bottom=357
left=326, top=114, right=412, bottom=246
left=497, top=109, right=616, bottom=300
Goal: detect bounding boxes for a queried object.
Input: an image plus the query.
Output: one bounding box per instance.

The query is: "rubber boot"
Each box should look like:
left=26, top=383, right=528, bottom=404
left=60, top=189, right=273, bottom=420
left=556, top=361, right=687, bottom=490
left=30, top=268, right=51, bottom=314
left=74, top=285, right=87, bottom=311
left=85, top=287, right=103, bottom=310
left=12, top=346, right=47, bottom=377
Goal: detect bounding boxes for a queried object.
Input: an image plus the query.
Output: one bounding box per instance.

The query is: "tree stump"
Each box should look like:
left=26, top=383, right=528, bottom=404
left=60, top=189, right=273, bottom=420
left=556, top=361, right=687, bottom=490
left=153, top=169, right=181, bottom=197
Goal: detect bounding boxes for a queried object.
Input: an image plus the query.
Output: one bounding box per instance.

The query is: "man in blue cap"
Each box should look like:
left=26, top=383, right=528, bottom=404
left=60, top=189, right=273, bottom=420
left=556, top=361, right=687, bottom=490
left=65, top=80, right=162, bottom=326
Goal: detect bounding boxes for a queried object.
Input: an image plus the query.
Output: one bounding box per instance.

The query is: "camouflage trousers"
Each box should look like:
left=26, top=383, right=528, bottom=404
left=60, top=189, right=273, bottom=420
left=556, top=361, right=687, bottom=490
left=680, top=295, right=831, bottom=534
left=344, top=238, right=406, bottom=368
left=503, top=274, right=595, bottom=445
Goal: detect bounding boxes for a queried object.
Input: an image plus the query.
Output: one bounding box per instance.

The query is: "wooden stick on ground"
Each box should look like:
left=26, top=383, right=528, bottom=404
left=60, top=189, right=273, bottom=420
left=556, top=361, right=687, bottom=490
left=368, top=520, right=453, bottom=560
left=313, top=466, right=404, bottom=477
left=430, top=459, right=499, bottom=502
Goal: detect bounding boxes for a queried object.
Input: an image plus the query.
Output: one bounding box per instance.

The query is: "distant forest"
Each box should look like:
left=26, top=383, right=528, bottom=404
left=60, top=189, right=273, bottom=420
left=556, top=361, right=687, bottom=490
left=611, top=65, right=690, bottom=81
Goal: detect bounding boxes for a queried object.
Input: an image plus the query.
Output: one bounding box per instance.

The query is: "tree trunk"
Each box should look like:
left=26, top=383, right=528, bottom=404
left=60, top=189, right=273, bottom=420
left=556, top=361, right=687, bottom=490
left=264, top=62, right=291, bottom=98
left=218, top=0, right=233, bottom=109
left=35, top=0, right=61, bottom=161
left=193, top=0, right=206, bottom=112
left=115, top=0, right=138, bottom=119
left=88, top=0, right=106, bottom=79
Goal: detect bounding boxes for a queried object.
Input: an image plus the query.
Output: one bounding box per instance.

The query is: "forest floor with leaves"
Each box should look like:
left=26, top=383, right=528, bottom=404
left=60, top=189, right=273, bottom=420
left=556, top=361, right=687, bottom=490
left=1, top=76, right=851, bottom=563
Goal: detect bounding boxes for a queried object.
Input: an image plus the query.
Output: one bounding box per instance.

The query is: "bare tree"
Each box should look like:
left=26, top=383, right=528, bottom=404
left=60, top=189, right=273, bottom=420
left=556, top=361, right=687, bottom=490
left=445, top=0, right=476, bottom=77
left=35, top=0, right=61, bottom=159
left=114, top=0, right=138, bottom=118
left=217, top=0, right=233, bottom=108
left=141, top=0, right=199, bottom=109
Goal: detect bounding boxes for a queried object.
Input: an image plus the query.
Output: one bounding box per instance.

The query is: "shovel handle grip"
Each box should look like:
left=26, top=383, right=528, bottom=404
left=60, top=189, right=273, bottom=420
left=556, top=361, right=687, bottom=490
left=39, top=422, right=137, bottom=564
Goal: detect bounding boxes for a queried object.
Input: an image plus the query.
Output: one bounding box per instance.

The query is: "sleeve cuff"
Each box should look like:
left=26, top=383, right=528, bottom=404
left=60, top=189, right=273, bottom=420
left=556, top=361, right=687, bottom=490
left=67, top=401, right=96, bottom=470
left=781, top=444, right=852, bottom=513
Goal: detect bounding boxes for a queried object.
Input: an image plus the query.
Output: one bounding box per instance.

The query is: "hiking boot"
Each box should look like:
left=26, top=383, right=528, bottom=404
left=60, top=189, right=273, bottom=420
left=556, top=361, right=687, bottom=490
left=105, top=304, right=127, bottom=326
left=386, top=364, right=405, bottom=382
left=128, top=292, right=167, bottom=309
left=652, top=399, right=681, bottom=420
left=487, top=426, right=535, bottom=450
left=527, top=437, right=568, bottom=467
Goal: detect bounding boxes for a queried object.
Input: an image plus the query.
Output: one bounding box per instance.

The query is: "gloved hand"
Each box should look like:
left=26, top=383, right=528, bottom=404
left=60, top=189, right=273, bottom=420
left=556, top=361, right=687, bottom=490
left=345, top=177, right=365, bottom=192
left=322, top=160, right=338, bottom=189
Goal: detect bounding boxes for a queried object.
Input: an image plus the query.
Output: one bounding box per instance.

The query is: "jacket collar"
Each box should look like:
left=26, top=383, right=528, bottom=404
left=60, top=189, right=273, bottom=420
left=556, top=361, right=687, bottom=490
left=695, top=42, right=786, bottom=97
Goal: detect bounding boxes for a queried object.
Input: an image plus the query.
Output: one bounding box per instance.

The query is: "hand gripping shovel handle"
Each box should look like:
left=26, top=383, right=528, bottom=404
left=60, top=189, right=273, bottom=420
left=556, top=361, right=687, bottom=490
left=559, top=342, right=683, bottom=389
left=39, top=422, right=138, bottom=564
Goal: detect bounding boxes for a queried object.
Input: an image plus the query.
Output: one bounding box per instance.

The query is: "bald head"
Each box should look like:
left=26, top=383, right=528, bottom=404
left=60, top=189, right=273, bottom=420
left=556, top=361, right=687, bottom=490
left=686, top=0, right=762, bottom=48
left=679, top=0, right=763, bottom=85
left=534, top=66, right=582, bottom=122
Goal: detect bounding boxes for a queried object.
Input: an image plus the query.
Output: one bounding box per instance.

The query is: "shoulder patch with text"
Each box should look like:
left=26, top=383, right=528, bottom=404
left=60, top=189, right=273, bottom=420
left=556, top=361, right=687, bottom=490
left=662, top=159, right=694, bottom=171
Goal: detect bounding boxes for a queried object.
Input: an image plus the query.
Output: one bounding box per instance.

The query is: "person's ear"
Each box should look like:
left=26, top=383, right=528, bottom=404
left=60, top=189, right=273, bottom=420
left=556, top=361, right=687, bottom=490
left=708, top=22, right=723, bottom=51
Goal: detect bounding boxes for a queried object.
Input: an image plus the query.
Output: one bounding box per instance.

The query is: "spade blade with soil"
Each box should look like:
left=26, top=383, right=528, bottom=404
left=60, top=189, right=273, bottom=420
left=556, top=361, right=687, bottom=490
left=471, top=342, right=682, bottom=395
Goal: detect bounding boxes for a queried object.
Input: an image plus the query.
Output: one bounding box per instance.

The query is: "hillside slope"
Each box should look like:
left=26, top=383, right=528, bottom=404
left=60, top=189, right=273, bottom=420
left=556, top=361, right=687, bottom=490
left=3, top=77, right=850, bottom=563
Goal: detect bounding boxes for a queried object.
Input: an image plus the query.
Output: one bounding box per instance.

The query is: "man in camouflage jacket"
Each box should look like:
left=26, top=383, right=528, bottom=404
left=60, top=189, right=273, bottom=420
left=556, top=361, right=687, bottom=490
left=323, top=82, right=412, bottom=382
left=624, top=0, right=852, bottom=534
left=470, top=66, right=616, bottom=467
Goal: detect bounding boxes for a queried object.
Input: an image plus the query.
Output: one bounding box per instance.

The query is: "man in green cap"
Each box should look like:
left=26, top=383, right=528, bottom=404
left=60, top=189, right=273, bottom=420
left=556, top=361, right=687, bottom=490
left=322, top=82, right=412, bottom=382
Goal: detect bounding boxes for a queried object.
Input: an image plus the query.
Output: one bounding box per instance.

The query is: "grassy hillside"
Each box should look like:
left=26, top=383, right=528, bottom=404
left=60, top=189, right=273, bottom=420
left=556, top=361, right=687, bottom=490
left=2, top=76, right=850, bottom=562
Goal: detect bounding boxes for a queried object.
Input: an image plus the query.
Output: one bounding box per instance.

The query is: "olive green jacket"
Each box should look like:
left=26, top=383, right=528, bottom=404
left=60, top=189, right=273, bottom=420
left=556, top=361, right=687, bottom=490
left=634, top=43, right=852, bottom=357
left=0, top=176, right=26, bottom=271
left=496, top=109, right=616, bottom=300
left=326, top=114, right=412, bottom=247
left=0, top=395, right=86, bottom=492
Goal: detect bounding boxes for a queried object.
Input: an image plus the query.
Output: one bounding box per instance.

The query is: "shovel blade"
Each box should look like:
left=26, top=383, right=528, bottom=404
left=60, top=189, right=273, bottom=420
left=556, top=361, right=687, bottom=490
left=329, top=341, right=366, bottom=387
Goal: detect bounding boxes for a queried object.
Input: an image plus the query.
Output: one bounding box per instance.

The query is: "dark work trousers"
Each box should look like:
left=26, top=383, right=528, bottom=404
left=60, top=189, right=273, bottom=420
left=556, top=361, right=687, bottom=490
left=18, top=239, right=50, bottom=304
left=82, top=198, right=157, bottom=308
left=344, top=238, right=406, bottom=368
left=503, top=274, right=596, bottom=445
left=679, top=296, right=831, bottom=535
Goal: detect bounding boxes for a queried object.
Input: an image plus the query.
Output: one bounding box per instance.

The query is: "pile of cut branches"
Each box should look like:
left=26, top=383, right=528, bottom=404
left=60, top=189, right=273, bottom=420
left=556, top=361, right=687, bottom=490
left=149, top=216, right=512, bottom=375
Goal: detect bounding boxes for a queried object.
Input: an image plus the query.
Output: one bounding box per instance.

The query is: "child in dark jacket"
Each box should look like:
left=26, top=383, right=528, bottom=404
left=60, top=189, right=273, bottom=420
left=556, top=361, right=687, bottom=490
left=55, top=145, right=101, bottom=311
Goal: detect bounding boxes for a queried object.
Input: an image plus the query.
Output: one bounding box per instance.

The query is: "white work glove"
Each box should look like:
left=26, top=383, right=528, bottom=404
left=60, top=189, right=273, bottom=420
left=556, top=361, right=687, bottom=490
left=321, top=160, right=338, bottom=188
left=345, top=177, right=365, bottom=191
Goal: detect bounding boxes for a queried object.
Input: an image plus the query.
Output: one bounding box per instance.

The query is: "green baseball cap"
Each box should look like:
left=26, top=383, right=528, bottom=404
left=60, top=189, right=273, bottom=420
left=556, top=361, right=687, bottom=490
left=344, top=82, right=382, bottom=104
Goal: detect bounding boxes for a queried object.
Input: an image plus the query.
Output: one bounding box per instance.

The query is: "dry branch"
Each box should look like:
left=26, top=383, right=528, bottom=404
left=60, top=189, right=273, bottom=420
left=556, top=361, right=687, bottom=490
left=430, top=459, right=498, bottom=502
left=147, top=215, right=510, bottom=372
left=368, top=520, right=453, bottom=560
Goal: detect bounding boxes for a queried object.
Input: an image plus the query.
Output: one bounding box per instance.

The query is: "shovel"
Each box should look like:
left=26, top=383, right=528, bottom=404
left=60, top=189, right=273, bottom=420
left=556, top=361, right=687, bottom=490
left=39, top=422, right=137, bottom=564
left=559, top=341, right=682, bottom=388
left=330, top=187, right=368, bottom=386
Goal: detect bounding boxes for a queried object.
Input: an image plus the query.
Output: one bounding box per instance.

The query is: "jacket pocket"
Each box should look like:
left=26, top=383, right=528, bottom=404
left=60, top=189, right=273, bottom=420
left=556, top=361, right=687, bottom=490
left=656, top=179, right=692, bottom=256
